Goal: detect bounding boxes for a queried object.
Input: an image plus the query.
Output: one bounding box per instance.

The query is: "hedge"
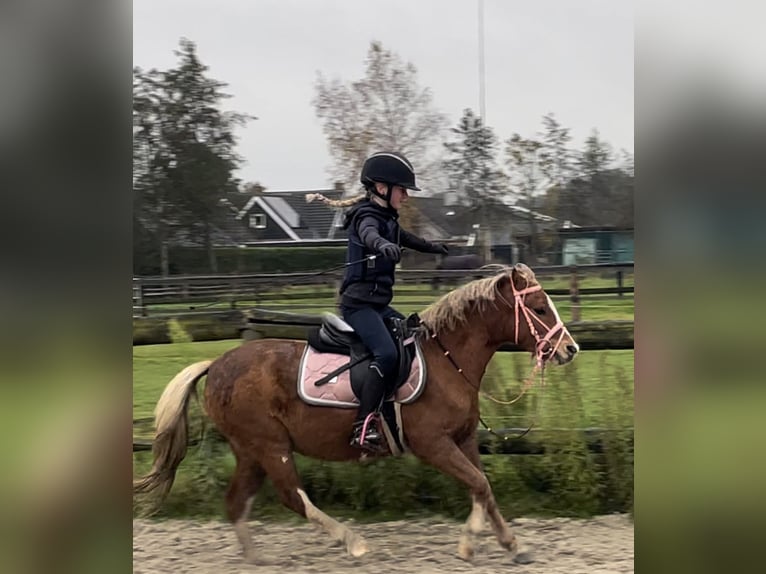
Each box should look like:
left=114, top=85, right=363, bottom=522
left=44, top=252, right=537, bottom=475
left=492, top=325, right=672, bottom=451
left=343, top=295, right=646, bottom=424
left=134, top=246, right=347, bottom=275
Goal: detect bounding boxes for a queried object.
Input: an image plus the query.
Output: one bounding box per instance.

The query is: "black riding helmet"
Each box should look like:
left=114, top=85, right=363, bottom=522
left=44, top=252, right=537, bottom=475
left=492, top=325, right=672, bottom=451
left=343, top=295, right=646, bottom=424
left=360, top=151, right=420, bottom=205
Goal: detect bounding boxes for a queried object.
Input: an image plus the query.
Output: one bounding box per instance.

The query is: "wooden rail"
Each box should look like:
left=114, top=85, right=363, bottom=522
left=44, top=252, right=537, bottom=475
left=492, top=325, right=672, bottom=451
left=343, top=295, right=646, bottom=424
left=133, top=263, right=634, bottom=317
left=132, top=307, right=633, bottom=349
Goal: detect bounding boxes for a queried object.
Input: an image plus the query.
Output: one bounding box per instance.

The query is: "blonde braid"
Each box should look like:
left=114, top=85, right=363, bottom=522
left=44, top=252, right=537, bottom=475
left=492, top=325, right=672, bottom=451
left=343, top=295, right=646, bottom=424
left=305, top=193, right=367, bottom=208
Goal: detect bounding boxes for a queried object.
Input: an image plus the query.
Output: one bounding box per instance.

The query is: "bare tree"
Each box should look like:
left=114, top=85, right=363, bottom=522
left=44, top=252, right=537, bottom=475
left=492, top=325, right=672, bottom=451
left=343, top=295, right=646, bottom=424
left=313, top=41, right=448, bottom=208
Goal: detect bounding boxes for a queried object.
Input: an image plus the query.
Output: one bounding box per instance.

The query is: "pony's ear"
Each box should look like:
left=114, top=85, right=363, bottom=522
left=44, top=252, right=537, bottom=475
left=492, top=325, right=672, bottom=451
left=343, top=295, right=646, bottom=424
left=494, top=272, right=512, bottom=291
left=510, top=263, right=531, bottom=290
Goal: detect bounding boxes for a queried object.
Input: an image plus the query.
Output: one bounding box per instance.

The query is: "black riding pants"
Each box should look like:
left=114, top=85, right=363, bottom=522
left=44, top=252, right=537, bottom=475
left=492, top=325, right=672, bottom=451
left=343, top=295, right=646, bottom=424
left=341, top=305, right=403, bottom=378
left=341, top=305, right=404, bottom=420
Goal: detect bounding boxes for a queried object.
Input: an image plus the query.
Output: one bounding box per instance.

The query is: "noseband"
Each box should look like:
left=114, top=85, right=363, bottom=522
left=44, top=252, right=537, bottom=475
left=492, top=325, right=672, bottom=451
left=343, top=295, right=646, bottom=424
left=504, top=281, right=570, bottom=369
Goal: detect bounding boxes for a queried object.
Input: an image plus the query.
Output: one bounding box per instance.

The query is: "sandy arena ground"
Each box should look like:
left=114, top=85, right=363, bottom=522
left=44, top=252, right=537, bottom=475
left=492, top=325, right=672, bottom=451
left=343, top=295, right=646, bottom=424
left=133, top=513, right=633, bottom=573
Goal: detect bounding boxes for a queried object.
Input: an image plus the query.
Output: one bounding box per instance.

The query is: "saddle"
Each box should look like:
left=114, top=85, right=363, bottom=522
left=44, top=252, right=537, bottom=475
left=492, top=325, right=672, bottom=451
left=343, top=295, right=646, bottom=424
left=306, top=312, right=423, bottom=400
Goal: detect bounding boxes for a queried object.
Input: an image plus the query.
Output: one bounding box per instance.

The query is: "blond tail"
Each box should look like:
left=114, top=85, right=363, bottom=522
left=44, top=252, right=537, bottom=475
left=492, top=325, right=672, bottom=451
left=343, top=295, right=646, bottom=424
left=133, top=360, right=212, bottom=502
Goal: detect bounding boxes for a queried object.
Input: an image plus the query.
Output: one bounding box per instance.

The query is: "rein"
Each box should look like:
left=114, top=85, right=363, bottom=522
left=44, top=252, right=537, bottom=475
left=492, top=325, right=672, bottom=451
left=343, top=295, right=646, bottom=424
left=422, top=280, right=571, bottom=441
left=425, top=326, right=542, bottom=441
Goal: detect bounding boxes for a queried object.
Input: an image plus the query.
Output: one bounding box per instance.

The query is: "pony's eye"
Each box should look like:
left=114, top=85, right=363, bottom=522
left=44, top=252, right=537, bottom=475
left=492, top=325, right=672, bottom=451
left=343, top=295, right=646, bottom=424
left=534, top=308, right=546, bottom=316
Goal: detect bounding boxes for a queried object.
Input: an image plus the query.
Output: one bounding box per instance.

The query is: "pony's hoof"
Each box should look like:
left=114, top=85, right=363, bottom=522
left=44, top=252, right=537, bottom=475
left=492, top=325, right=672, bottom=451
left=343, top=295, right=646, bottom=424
left=501, top=535, right=518, bottom=557
left=243, top=550, right=277, bottom=566
left=457, top=540, right=475, bottom=562
left=514, top=551, right=535, bottom=564
left=346, top=534, right=368, bottom=557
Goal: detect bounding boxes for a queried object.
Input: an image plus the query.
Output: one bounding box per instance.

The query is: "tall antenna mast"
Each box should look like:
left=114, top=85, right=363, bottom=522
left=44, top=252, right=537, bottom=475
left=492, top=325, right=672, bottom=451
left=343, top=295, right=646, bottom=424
left=478, top=0, right=486, bottom=122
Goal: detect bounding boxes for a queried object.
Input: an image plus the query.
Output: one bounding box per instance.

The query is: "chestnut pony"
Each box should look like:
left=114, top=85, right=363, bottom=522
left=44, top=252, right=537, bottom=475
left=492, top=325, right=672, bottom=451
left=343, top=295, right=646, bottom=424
left=134, top=263, right=578, bottom=564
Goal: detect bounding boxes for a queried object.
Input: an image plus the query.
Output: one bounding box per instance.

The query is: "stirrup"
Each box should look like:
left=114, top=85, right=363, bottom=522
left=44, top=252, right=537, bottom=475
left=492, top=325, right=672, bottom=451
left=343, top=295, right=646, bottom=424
left=350, top=416, right=384, bottom=450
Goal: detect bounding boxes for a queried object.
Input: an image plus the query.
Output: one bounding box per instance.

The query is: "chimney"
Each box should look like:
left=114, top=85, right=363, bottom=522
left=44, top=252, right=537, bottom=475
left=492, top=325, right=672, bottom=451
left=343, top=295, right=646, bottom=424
left=444, top=190, right=458, bottom=206
left=247, top=182, right=265, bottom=195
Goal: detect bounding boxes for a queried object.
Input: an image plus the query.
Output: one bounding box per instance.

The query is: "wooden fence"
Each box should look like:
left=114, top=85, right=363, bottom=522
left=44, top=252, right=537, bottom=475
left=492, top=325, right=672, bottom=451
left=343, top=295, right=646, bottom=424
left=133, top=306, right=632, bottom=349
left=133, top=262, right=634, bottom=318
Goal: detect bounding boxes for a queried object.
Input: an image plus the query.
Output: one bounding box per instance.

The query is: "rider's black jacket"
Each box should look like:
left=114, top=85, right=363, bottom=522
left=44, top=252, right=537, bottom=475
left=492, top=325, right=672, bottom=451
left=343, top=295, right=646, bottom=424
left=340, top=199, right=443, bottom=308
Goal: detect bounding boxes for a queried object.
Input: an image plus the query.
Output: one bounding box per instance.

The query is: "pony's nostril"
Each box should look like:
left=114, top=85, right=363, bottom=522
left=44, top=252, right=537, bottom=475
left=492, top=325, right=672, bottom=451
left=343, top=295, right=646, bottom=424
left=566, top=344, right=578, bottom=356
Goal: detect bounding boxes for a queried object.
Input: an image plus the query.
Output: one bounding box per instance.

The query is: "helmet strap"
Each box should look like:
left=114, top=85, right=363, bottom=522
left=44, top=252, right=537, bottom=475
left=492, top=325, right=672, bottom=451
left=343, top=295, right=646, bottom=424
left=368, top=182, right=396, bottom=209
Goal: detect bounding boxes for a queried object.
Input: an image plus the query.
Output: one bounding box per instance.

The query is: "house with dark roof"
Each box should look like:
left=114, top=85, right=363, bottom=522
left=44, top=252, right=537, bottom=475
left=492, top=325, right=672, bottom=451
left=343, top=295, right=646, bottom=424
left=212, top=188, right=609, bottom=265
left=414, top=194, right=563, bottom=242
left=212, top=187, right=349, bottom=246
left=411, top=193, right=565, bottom=263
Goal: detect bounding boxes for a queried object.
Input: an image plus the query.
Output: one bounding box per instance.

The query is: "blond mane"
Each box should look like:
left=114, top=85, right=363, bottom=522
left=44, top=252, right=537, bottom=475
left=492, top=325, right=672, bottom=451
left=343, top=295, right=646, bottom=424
left=419, top=263, right=538, bottom=334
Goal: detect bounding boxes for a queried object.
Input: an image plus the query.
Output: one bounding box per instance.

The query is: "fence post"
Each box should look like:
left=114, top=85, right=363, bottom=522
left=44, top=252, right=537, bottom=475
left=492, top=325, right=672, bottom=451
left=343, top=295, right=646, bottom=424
left=569, top=266, right=580, bottom=321
left=133, top=278, right=147, bottom=317
left=616, top=269, right=624, bottom=298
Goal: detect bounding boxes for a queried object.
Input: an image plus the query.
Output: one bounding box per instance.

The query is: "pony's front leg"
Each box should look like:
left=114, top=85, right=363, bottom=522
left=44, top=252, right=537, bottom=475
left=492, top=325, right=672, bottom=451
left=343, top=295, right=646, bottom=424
left=458, top=434, right=517, bottom=557
left=411, top=437, right=517, bottom=561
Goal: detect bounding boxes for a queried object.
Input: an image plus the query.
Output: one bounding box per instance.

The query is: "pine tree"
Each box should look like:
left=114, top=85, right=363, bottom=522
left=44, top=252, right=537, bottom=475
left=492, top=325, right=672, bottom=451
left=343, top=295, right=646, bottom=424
left=442, top=109, right=507, bottom=258
left=538, top=113, right=574, bottom=224
left=133, top=38, right=252, bottom=274
left=506, top=133, right=544, bottom=263
left=555, top=130, right=633, bottom=228
left=443, top=108, right=507, bottom=207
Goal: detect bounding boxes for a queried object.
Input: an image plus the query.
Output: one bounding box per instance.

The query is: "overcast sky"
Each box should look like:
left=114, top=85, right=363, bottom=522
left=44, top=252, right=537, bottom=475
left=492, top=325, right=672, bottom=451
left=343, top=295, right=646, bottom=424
left=133, top=0, right=633, bottom=191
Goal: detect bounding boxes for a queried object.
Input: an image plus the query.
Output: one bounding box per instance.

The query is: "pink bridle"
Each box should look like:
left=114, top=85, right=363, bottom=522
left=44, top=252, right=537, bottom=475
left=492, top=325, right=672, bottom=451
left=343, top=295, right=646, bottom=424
left=504, top=281, right=571, bottom=368
left=422, top=274, right=575, bottom=416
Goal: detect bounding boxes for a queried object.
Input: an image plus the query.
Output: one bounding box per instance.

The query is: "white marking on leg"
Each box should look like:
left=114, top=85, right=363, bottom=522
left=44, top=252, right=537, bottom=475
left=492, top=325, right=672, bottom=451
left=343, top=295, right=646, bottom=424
left=234, top=496, right=256, bottom=562
left=296, top=488, right=367, bottom=557
left=467, top=496, right=486, bottom=532
left=458, top=495, right=486, bottom=561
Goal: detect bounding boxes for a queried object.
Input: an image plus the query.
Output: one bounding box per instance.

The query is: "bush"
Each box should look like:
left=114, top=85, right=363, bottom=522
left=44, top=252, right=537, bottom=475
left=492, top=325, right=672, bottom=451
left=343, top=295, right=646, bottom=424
left=167, top=318, right=192, bottom=344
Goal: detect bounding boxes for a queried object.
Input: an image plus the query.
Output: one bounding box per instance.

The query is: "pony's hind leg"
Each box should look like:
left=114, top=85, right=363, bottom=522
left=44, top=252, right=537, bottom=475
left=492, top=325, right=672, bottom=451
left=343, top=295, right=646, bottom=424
left=261, top=450, right=368, bottom=558
left=226, top=457, right=267, bottom=564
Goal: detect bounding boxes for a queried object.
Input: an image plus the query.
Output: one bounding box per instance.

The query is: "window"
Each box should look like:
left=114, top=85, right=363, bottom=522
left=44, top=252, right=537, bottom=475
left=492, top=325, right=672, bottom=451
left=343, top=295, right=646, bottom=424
left=249, top=213, right=266, bottom=229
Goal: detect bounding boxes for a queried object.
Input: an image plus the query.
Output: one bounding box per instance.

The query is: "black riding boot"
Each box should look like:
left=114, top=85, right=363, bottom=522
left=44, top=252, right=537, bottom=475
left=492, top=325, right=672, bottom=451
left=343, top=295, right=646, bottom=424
left=350, top=363, right=387, bottom=450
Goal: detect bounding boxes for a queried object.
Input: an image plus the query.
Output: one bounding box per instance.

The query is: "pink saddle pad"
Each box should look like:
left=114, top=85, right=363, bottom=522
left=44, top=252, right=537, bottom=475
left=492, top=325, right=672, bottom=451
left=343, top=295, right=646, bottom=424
left=297, top=339, right=426, bottom=408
